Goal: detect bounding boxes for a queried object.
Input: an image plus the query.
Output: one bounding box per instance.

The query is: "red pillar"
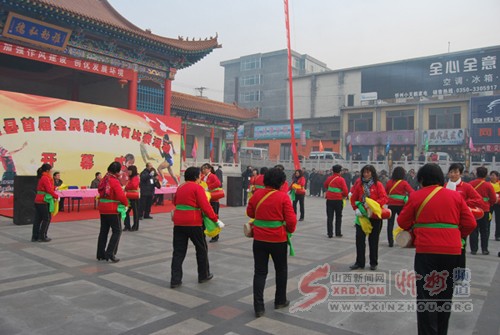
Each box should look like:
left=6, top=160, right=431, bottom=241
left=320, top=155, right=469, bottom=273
left=128, top=71, right=138, bottom=111
left=164, top=68, right=176, bottom=117
left=164, top=79, right=172, bottom=117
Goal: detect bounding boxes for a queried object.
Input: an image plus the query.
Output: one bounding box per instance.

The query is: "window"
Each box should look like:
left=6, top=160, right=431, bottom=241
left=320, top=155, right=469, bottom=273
left=240, top=58, right=261, bottom=71
left=241, top=75, right=261, bottom=87
left=293, top=57, right=303, bottom=70
left=386, top=110, right=414, bottom=130
left=280, top=143, right=291, bottom=161
left=347, top=94, right=354, bottom=107
left=428, top=107, right=461, bottom=129
left=240, top=91, right=261, bottom=102
left=137, top=83, right=164, bottom=114
left=348, top=112, right=373, bottom=132
left=204, top=137, right=219, bottom=161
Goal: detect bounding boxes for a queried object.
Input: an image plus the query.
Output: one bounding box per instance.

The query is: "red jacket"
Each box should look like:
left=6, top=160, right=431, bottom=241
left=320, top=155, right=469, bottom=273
left=247, top=187, right=297, bottom=243
left=323, top=173, right=348, bottom=200
left=280, top=181, right=289, bottom=193
left=203, top=172, right=222, bottom=202
left=252, top=174, right=265, bottom=192
left=398, top=185, right=477, bottom=255
left=35, top=172, right=59, bottom=203
left=125, top=175, right=140, bottom=199
left=290, top=176, right=306, bottom=195
left=98, top=174, right=128, bottom=214
left=444, top=180, right=484, bottom=210
left=469, top=178, right=497, bottom=212
left=172, top=181, right=218, bottom=226
left=350, top=179, right=388, bottom=210
left=385, top=179, right=414, bottom=206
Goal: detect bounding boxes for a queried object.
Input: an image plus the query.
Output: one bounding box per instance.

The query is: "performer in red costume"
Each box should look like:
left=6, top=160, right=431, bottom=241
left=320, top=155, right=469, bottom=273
left=349, top=165, right=388, bottom=271
left=398, top=163, right=476, bottom=335
left=32, top=163, right=59, bottom=242
left=170, top=166, right=218, bottom=288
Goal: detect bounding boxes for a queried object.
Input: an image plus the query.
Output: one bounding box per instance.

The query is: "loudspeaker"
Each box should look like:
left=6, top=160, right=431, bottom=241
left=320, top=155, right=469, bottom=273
left=14, top=176, right=37, bottom=225
left=226, top=176, right=243, bottom=207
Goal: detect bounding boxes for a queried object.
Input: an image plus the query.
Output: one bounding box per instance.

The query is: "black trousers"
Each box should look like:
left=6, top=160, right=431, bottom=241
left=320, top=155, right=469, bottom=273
left=253, top=240, right=288, bottom=312
left=171, top=225, right=210, bottom=284
left=124, top=199, right=139, bottom=230
left=243, top=188, right=249, bottom=205
left=469, top=215, right=490, bottom=252
left=139, top=194, right=153, bottom=218
left=387, top=205, right=403, bottom=246
left=32, top=203, right=51, bottom=240
left=355, top=219, right=382, bottom=267
left=326, top=199, right=343, bottom=237
left=415, top=253, right=460, bottom=335
left=293, top=194, right=305, bottom=219
left=492, top=204, right=500, bottom=239
left=97, top=214, right=122, bottom=259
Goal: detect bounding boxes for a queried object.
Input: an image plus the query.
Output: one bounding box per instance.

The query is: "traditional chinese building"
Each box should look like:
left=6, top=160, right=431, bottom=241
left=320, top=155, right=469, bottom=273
left=0, top=0, right=256, bottom=169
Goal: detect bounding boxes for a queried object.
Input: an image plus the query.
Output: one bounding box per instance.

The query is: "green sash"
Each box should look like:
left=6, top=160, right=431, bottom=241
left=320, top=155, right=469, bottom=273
left=253, top=219, right=295, bottom=256
left=328, top=187, right=342, bottom=193
left=389, top=194, right=408, bottom=203
left=175, top=205, right=200, bottom=211
left=483, top=197, right=489, bottom=202
left=37, top=191, right=55, bottom=213
left=99, top=198, right=127, bottom=220
left=255, top=185, right=265, bottom=189
left=413, top=223, right=458, bottom=229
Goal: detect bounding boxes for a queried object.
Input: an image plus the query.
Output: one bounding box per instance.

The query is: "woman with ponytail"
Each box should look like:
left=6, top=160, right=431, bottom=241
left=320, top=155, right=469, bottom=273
left=32, top=163, right=59, bottom=242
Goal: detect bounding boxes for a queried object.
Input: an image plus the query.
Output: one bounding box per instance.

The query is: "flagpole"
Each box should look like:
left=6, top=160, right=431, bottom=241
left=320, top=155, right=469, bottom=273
left=284, top=0, right=300, bottom=171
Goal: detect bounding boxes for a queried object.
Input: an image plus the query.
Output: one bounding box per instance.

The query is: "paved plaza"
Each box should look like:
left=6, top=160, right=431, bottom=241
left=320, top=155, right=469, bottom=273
left=0, top=196, right=499, bottom=335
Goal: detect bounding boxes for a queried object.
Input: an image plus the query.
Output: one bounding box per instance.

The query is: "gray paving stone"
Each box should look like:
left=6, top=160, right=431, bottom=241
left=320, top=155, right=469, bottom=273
left=0, top=196, right=498, bottom=334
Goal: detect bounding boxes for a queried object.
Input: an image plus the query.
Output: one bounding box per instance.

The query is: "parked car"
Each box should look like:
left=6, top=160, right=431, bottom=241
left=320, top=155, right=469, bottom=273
left=308, top=151, right=346, bottom=164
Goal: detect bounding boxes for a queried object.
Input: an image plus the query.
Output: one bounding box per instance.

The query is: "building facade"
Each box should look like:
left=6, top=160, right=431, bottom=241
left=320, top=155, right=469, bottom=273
left=291, top=45, right=500, bottom=164
left=220, top=49, right=329, bottom=121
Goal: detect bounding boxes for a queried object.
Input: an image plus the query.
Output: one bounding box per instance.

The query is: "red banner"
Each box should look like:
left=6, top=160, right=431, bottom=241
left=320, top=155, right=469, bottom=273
left=0, top=41, right=134, bottom=80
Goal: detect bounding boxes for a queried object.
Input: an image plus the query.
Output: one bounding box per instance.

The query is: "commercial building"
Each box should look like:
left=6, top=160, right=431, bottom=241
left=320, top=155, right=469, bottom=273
left=221, top=49, right=329, bottom=121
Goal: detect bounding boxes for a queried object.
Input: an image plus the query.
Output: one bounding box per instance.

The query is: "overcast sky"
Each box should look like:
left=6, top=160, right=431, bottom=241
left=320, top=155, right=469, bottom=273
left=108, top=0, right=500, bottom=102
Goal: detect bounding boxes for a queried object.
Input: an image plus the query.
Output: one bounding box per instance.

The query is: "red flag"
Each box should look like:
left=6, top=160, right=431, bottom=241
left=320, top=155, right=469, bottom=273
left=319, top=140, right=324, bottom=152
left=348, top=142, right=352, bottom=153
left=284, top=0, right=301, bottom=170
left=233, top=129, right=239, bottom=163
left=182, top=123, right=187, bottom=162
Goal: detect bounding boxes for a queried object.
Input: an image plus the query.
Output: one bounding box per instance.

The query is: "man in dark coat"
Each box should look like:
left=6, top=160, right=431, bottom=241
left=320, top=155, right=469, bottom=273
left=139, top=162, right=156, bottom=219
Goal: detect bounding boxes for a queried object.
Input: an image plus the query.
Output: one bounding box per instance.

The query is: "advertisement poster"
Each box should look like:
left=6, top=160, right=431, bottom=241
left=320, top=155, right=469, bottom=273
left=0, top=90, right=181, bottom=216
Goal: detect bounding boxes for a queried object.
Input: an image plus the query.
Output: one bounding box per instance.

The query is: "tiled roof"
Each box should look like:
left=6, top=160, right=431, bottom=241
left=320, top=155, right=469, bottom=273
left=172, top=91, right=258, bottom=121
left=32, top=0, right=220, bottom=52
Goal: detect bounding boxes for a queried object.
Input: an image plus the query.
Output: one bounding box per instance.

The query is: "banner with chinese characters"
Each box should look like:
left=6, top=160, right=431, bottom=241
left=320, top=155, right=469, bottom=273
left=362, top=46, right=500, bottom=100
left=0, top=90, right=181, bottom=216
left=421, top=128, right=465, bottom=146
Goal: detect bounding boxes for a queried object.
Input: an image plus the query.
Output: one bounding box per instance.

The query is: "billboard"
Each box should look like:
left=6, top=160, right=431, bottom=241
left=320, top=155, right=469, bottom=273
left=470, top=94, right=500, bottom=145
left=0, top=90, right=181, bottom=216
left=362, top=47, right=500, bottom=100
left=254, top=123, right=302, bottom=139
left=422, top=128, right=465, bottom=146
